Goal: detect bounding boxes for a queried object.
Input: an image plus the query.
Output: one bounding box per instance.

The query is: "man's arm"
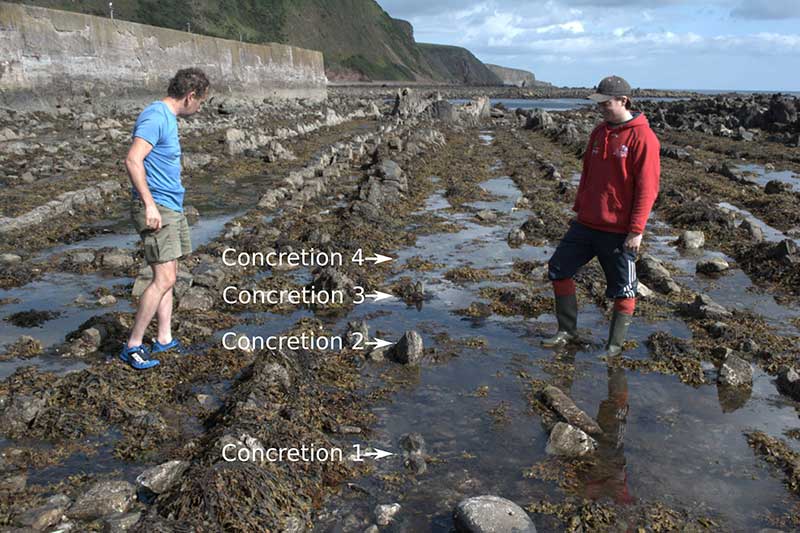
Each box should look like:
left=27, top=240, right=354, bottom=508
left=572, top=130, right=595, bottom=214
left=624, top=131, right=661, bottom=254
left=125, top=137, right=162, bottom=230
left=628, top=131, right=660, bottom=234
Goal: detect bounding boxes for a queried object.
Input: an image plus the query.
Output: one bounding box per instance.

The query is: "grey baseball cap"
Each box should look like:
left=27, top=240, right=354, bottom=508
left=588, top=75, right=632, bottom=102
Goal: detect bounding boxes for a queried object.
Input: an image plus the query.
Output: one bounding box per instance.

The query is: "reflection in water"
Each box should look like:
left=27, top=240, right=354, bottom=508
left=581, top=366, right=634, bottom=506
left=717, top=382, right=752, bottom=413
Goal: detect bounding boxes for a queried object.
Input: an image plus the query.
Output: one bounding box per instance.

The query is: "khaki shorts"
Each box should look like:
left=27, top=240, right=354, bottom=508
left=131, top=202, right=192, bottom=264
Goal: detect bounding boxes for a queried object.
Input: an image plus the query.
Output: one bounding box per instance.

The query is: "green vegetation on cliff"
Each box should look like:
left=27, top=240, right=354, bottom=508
left=10, top=0, right=504, bottom=83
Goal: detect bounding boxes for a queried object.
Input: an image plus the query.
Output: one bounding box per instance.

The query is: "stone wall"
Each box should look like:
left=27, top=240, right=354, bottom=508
left=485, top=64, right=536, bottom=88
left=0, top=2, right=327, bottom=103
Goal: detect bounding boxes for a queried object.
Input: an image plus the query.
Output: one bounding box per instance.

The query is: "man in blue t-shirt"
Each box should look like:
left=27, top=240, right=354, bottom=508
left=120, top=68, right=209, bottom=370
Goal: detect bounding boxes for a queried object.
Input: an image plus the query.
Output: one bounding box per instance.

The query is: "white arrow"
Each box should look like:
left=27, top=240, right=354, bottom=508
left=366, top=290, right=394, bottom=302
left=363, top=338, right=394, bottom=350
left=363, top=448, right=394, bottom=460
left=350, top=445, right=395, bottom=462
left=365, top=253, right=393, bottom=264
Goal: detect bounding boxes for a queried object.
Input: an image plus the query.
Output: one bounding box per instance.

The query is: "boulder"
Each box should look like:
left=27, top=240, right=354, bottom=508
left=545, top=422, right=597, bottom=457
left=696, top=257, right=730, bottom=274
left=192, top=262, right=226, bottom=290
left=427, top=100, right=459, bottom=123
left=14, top=494, right=71, bottom=530
left=375, top=503, right=401, bottom=526
left=776, top=366, right=800, bottom=401
left=453, top=495, right=537, bottom=533
left=718, top=354, right=753, bottom=387
left=392, top=88, right=438, bottom=119
left=507, top=228, right=526, bottom=246
left=0, top=253, right=22, bottom=264
left=677, top=230, right=705, bottom=249
left=764, top=180, right=788, bottom=195
left=99, top=249, right=135, bottom=270
left=768, top=239, right=799, bottom=264
left=389, top=330, right=424, bottom=365
left=136, top=460, right=189, bottom=494
left=182, top=152, right=213, bottom=170
left=0, top=394, right=48, bottom=433
left=685, top=293, right=732, bottom=319
left=178, top=286, right=215, bottom=311
left=67, top=480, right=135, bottom=520
left=524, top=109, right=554, bottom=130
left=399, top=432, right=427, bottom=455
left=637, top=254, right=680, bottom=294
left=542, top=385, right=602, bottom=435
left=102, top=511, right=142, bottom=532
left=740, top=218, right=765, bottom=242
left=132, top=265, right=193, bottom=298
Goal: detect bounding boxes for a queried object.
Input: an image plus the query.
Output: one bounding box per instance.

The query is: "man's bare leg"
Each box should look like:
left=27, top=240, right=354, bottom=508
left=156, top=286, right=174, bottom=345
left=127, top=260, right=177, bottom=348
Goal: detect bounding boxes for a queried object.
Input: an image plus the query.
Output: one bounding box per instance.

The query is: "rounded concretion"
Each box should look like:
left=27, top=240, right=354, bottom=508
left=453, top=495, right=537, bottom=533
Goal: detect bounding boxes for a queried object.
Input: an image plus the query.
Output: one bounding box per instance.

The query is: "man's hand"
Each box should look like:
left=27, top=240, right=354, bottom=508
left=624, top=232, right=643, bottom=255
left=145, top=203, right=162, bottom=230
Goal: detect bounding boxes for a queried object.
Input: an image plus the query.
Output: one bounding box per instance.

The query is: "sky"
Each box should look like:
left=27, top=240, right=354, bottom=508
left=377, top=0, right=799, bottom=91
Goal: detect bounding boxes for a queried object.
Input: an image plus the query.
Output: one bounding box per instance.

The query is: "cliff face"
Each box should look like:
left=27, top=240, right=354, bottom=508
left=486, top=64, right=536, bottom=87
left=419, top=44, right=503, bottom=86
left=7, top=0, right=507, bottom=84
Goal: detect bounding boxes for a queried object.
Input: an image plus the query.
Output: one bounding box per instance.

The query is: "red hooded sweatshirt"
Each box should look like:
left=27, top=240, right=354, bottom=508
left=573, top=113, right=660, bottom=235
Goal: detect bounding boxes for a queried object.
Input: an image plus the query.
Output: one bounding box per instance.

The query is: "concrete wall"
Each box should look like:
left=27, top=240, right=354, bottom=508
left=486, top=64, right=536, bottom=88
left=0, top=2, right=327, bottom=103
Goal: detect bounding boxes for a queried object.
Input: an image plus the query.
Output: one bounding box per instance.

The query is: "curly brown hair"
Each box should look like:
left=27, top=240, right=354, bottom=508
left=167, top=68, right=209, bottom=99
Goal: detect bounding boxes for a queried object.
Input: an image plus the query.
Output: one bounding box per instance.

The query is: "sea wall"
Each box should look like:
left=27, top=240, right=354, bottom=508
left=0, top=2, right=327, bottom=104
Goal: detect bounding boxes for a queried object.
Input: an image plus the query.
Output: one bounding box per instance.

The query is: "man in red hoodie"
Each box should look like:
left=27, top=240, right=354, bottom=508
left=542, top=75, right=660, bottom=357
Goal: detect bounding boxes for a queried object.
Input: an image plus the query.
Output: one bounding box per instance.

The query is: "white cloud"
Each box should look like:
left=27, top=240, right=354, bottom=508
left=375, top=0, right=799, bottom=89
left=536, top=20, right=585, bottom=34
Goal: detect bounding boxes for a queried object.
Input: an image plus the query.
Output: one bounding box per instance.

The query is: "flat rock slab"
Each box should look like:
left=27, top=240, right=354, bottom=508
left=454, top=495, right=537, bottom=533
left=542, top=385, right=602, bottom=435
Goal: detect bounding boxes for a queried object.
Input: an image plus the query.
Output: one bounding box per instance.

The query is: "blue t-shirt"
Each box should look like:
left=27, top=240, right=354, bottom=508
left=131, top=101, right=184, bottom=212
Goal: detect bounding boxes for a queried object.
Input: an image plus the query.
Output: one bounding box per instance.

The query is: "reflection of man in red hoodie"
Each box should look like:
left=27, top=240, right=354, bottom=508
left=542, top=76, right=660, bottom=357
left=581, top=366, right=635, bottom=505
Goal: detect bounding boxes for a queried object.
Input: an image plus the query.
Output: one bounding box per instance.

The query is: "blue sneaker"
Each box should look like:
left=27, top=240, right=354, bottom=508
left=150, top=338, right=183, bottom=355
left=119, top=344, right=160, bottom=370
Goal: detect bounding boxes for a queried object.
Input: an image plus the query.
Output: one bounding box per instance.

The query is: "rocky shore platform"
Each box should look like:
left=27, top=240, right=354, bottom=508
left=1, top=87, right=799, bottom=532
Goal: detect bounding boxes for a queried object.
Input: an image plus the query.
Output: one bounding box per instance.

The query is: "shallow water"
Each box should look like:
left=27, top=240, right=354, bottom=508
left=718, top=201, right=800, bottom=245
left=648, top=220, right=800, bottom=335
left=736, top=163, right=800, bottom=193
left=35, top=210, right=244, bottom=260
left=314, top=130, right=800, bottom=530
left=1, top=206, right=245, bottom=380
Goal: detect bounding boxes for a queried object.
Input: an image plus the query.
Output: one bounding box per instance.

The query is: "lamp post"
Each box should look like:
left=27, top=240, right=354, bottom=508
left=108, top=2, right=113, bottom=20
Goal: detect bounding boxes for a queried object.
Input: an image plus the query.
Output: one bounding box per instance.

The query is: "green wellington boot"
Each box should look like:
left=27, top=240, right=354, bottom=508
left=604, top=310, right=633, bottom=357
left=541, top=294, right=578, bottom=348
